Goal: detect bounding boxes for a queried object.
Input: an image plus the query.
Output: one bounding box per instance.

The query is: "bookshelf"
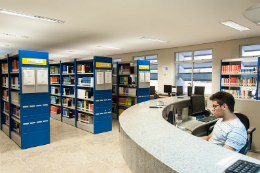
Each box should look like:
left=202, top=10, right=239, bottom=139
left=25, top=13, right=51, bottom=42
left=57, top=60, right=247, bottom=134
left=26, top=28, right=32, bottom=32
left=0, top=50, right=50, bottom=149
left=76, top=56, right=112, bottom=134
left=220, top=57, right=260, bottom=100
left=116, top=60, right=150, bottom=119
left=50, top=62, right=61, bottom=121
left=61, top=60, right=76, bottom=126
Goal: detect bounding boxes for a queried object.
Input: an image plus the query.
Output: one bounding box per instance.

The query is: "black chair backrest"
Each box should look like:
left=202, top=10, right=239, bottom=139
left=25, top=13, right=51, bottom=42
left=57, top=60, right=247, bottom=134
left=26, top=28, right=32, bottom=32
left=239, top=139, right=250, bottom=155
left=234, top=113, right=250, bottom=131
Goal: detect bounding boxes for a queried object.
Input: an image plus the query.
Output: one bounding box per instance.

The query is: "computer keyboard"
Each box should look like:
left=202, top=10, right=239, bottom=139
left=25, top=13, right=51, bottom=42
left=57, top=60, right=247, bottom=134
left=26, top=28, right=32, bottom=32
left=225, top=160, right=260, bottom=173
left=198, top=116, right=218, bottom=122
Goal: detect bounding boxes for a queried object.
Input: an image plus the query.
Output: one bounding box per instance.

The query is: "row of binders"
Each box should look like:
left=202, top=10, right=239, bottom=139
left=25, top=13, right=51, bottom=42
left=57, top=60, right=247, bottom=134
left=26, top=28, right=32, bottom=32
left=118, top=87, right=136, bottom=96
left=13, top=107, right=20, bottom=119
left=2, top=77, right=8, bottom=87
left=51, top=86, right=60, bottom=95
left=11, top=77, right=20, bottom=89
left=63, top=76, right=75, bottom=85
left=1, top=63, right=8, bottom=73
left=77, top=64, right=92, bottom=73
left=222, top=77, right=257, bottom=86
left=51, top=96, right=61, bottom=105
left=119, top=77, right=136, bottom=85
left=78, top=77, right=93, bottom=87
left=78, top=113, right=93, bottom=124
left=222, top=65, right=257, bottom=74
left=222, top=89, right=255, bottom=99
left=119, top=97, right=135, bottom=106
left=62, top=98, right=74, bottom=107
left=63, top=108, right=74, bottom=118
left=50, top=66, right=60, bottom=74
left=50, top=76, right=60, bottom=84
left=77, top=100, right=93, bottom=113
left=51, top=106, right=61, bottom=115
left=11, top=60, right=19, bottom=72
left=62, top=65, right=74, bottom=74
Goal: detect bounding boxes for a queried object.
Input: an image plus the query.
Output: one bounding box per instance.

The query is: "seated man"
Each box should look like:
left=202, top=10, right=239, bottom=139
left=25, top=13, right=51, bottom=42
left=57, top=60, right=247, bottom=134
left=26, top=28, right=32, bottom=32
left=200, top=91, right=247, bottom=152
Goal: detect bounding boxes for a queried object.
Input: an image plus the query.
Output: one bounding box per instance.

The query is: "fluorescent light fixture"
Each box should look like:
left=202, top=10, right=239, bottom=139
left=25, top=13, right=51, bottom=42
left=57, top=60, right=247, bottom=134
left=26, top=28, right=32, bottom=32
left=220, top=21, right=250, bottom=31
left=0, top=32, right=28, bottom=38
left=97, top=46, right=121, bottom=50
left=0, top=8, right=65, bottom=24
left=140, top=37, right=170, bottom=43
left=1, top=44, right=9, bottom=47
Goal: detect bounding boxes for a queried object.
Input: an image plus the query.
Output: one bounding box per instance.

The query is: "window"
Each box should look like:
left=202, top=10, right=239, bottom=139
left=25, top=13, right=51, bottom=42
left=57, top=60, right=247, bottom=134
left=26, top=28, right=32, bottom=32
left=133, top=55, right=158, bottom=91
left=175, top=50, right=212, bottom=95
left=112, top=58, right=121, bottom=62
left=241, top=44, right=260, bottom=57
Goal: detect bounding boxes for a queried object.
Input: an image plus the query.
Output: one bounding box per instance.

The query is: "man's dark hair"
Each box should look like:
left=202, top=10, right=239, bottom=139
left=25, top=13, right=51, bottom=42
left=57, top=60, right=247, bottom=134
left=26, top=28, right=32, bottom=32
left=209, top=91, right=235, bottom=113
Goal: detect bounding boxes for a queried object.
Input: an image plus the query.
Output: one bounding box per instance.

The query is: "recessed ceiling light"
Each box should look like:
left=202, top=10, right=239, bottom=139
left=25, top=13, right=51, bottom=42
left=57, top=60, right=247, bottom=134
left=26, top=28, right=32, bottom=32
left=97, top=46, right=121, bottom=50
left=1, top=44, right=9, bottom=47
left=140, top=37, right=170, bottom=43
left=0, top=8, right=65, bottom=24
left=0, top=32, right=28, bottom=38
left=220, top=21, right=250, bottom=31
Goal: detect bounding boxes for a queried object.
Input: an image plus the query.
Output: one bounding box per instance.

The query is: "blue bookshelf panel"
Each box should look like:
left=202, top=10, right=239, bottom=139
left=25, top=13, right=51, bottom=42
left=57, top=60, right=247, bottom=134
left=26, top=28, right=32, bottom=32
left=22, top=128, right=50, bottom=149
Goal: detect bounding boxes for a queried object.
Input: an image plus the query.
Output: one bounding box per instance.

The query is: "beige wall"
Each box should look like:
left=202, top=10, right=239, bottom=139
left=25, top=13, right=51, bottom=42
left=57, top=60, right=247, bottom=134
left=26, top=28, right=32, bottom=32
left=110, top=36, right=260, bottom=150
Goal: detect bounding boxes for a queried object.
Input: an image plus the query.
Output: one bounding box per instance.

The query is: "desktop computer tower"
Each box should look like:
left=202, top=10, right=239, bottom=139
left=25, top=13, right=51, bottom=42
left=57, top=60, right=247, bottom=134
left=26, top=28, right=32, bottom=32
left=187, top=86, right=192, bottom=96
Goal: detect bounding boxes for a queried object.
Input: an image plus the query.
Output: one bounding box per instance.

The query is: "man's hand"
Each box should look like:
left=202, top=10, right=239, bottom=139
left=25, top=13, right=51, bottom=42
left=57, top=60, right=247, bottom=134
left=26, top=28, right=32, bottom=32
left=199, top=132, right=213, bottom=141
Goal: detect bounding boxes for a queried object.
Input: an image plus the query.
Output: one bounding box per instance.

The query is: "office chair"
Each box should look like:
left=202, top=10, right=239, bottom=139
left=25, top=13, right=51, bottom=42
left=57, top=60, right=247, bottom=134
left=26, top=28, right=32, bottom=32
left=234, top=113, right=256, bottom=151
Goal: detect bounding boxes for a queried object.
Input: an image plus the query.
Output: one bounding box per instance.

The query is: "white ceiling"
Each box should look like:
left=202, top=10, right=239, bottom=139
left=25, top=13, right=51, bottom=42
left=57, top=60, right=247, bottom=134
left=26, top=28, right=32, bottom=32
left=0, top=0, right=260, bottom=60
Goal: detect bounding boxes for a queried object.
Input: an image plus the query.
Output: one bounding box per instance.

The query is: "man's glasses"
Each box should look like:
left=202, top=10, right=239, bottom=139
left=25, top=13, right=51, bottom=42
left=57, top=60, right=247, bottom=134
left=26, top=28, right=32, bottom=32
left=212, top=104, right=222, bottom=109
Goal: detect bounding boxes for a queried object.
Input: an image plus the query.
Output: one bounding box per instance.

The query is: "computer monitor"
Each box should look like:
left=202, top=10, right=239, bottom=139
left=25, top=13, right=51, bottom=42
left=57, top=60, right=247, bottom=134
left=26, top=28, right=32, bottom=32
left=164, top=85, right=172, bottom=96
left=194, top=86, right=205, bottom=96
left=176, top=86, right=183, bottom=96
left=190, top=95, right=205, bottom=116
left=150, top=86, right=155, bottom=95
left=187, top=86, right=192, bottom=96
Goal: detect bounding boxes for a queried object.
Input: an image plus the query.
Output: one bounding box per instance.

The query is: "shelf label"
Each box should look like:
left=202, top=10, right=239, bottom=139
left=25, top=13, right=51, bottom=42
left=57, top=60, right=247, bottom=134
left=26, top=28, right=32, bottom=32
left=37, top=121, right=42, bottom=123
left=23, top=123, right=29, bottom=125
left=139, top=65, right=149, bottom=70
left=96, top=62, right=111, bottom=68
left=23, top=106, right=28, bottom=108
left=30, top=122, right=35, bottom=124
left=22, top=58, right=47, bottom=65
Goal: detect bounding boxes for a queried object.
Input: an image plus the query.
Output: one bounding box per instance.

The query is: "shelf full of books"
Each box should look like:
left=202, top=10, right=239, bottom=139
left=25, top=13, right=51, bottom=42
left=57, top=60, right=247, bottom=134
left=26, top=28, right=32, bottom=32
left=115, top=60, right=150, bottom=119
left=0, top=50, right=50, bottom=149
left=220, top=57, right=260, bottom=100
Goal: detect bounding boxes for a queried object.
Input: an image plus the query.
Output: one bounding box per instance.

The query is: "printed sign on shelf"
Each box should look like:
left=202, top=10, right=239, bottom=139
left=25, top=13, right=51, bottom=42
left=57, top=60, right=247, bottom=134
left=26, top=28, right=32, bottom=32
left=22, top=58, right=47, bottom=65
left=96, top=62, right=111, bottom=68
left=139, top=65, right=149, bottom=70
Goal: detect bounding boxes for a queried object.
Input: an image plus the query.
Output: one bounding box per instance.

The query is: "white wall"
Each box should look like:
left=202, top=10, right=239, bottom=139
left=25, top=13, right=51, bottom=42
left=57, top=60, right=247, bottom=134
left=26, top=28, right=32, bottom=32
left=110, top=36, right=260, bottom=150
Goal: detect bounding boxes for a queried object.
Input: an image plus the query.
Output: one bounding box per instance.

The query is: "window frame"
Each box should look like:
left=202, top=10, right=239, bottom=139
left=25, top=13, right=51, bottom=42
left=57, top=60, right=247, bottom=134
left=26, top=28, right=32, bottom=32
left=240, top=43, right=260, bottom=58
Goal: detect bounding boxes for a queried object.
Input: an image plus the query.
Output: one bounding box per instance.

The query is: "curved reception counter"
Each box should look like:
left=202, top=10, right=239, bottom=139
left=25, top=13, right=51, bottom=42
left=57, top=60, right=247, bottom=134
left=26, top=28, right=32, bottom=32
left=119, top=96, right=260, bottom=173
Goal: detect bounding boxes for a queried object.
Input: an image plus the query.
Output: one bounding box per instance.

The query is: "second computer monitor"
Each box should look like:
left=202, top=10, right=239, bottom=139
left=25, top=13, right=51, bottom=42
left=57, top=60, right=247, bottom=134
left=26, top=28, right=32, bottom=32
left=150, top=86, right=155, bottom=95
left=164, top=85, right=172, bottom=96
left=194, top=86, right=205, bottom=96
left=191, top=95, right=205, bottom=116
left=176, top=86, right=183, bottom=96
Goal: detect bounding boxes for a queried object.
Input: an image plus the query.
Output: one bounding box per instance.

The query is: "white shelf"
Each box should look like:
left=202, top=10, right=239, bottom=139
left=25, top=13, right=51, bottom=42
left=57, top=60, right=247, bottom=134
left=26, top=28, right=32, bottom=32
left=235, top=98, right=255, bottom=101
left=62, top=84, right=75, bottom=87
left=10, top=87, right=20, bottom=90
left=77, top=85, right=93, bottom=88
left=11, top=116, right=20, bottom=123
left=11, top=131, right=21, bottom=147
left=77, top=109, right=94, bottom=114
left=10, top=72, right=19, bottom=74
left=118, top=94, right=137, bottom=98
left=221, top=85, right=256, bottom=88
left=11, top=102, right=20, bottom=107
left=50, top=74, right=60, bottom=76
left=2, top=86, right=8, bottom=88
left=1, top=73, right=8, bottom=75
left=2, top=111, right=9, bottom=116
left=51, top=113, right=61, bottom=121
left=2, top=98, right=8, bottom=102
left=51, top=103, right=61, bottom=107
left=222, top=73, right=257, bottom=75
left=50, top=93, right=61, bottom=96
left=118, top=73, right=136, bottom=76
left=62, top=106, right=75, bottom=110
left=62, top=117, right=75, bottom=126
left=77, top=97, right=94, bottom=101
left=77, top=121, right=93, bottom=133
left=50, top=84, right=60, bottom=86
left=62, top=95, right=75, bottom=98
left=77, top=73, right=93, bottom=75
left=62, top=73, right=75, bottom=75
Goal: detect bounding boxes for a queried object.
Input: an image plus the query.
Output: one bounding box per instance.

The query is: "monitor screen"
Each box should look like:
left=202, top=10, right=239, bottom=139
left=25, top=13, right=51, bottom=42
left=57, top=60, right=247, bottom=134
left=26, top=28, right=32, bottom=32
left=164, top=85, right=172, bottom=93
left=191, top=95, right=205, bottom=115
left=194, top=86, right=205, bottom=96
left=176, top=86, right=183, bottom=96
left=150, top=86, right=155, bottom=95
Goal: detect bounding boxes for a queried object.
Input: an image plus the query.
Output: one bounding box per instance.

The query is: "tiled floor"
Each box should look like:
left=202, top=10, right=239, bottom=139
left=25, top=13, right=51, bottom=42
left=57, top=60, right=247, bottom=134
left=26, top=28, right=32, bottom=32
left=0, top=119, right=132, bottom=173
left=0, top=119, right=260, bottom=173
